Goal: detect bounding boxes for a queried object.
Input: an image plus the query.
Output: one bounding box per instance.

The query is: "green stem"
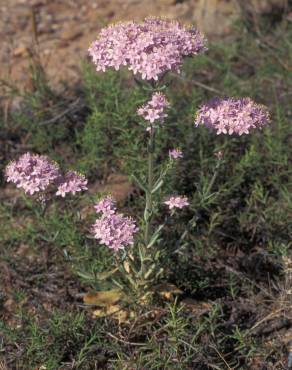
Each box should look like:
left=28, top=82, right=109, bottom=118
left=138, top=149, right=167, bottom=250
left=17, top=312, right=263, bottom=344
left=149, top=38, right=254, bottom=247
left=205, top=158, right=221, bottom=197
left=144, top=128, right=155, bottom=247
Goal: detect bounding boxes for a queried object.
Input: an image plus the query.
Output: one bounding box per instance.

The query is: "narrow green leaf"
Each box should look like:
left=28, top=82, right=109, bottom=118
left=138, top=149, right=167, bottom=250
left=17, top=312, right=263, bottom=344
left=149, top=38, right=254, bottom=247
left=147, top=224, right=164, bottom=248
left=131, top=174, right=147, bottom=192
left=151, top=179, right=164, bottom=194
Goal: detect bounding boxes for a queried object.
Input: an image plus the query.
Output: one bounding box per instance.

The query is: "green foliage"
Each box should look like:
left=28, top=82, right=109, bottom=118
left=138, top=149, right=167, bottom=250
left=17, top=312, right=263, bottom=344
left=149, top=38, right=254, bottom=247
left=158, top=23, right=292, bottom=260
left=77, top=66, right=148, bottom=177
left=1, top=311, right=102, bottom=370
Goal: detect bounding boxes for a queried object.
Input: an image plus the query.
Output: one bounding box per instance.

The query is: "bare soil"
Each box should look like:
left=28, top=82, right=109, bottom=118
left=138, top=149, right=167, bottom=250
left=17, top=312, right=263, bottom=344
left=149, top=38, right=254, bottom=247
left=0, top=0, right=238, bottom=90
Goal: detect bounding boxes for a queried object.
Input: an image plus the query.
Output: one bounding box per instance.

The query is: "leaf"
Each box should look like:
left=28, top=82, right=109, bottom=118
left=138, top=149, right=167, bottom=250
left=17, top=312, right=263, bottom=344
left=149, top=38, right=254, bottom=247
left=95, top=268, right=119, bottom=281
left=144, top=263, right=157, bottom=279
left=144, top=207, right=152, bottom=223
left=76, top=271, right=95, bottom=281
left=180, top=298, right=212, bottom=315
left=77, top=268, right=118, bottom=282
left=123, top=261, right=130, bottom=274
left=131, top=174, right=147, bottom=192
left=147, top=224, right=164, bottom=248
left=83, top=289, right=123, bottom=307
left=138, top=291, right=154, bottom=305
left=92, top=304, right=129, bottom=322
left=155, top=283, right=182, bottom=301
left=151, top=179, right=164, bottom=194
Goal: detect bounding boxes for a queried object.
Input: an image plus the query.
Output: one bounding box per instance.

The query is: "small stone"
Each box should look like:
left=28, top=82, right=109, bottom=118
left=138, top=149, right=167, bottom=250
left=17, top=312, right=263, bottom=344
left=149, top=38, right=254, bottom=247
left=61, top=28, right=83, bottom=42
left=4, top=298, right=14, bottom=311
left=89, top=174, right=133, bottom=204
left=13, top=45, right=28, bottom=57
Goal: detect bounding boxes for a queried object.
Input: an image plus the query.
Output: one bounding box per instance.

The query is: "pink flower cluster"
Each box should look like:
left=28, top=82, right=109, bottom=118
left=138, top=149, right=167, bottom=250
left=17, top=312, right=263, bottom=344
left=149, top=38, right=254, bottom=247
left=169, top=149, right=183, bottom=159
left=137, top=92, right=170, bottom=129
left=164, top=196, right=189, bottom=210
left=5, top=152, right=87, bottom=198
left=88, top=17, right=207, bottom=81
left=214, top=150, right=224, bottom=159
left=55, top=171, right=88, bottom=198
left=92, top=196, right=138, bottom=252
left=195, top=97, right=270, bottom=135
left=5, top=153, right=60, bottom=195
left=94, top=195, right=116, bottom=216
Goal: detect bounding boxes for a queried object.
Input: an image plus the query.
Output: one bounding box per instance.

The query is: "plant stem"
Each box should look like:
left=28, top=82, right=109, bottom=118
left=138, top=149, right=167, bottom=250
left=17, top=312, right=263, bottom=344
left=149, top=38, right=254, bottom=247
left=144, top=128, right=155, bottom=246
left=205, top=157, right=222, bottom=197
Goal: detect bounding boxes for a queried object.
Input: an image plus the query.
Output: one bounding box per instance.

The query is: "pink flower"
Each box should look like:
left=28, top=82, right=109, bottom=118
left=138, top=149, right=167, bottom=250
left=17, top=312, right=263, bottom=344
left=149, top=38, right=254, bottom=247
left=169, top=149, right=183, bottom=159
left=137, top=92, right=170, bottom=127
left=5, top=153, right=88, bottom=201
left=164, top=196, right=189, bottom=210
left=94, top=196, right=116, bottom=216
left=56, top=171, right=88, bottom=197
left=195, top=97, right=270, bottom=135
left=5, top=152, right=60, bottom=195
left=92, top=201, right=139, bottom=251
left=214, top=150, right=223, bottom=159
left=89, top=17, right=207, bottom=81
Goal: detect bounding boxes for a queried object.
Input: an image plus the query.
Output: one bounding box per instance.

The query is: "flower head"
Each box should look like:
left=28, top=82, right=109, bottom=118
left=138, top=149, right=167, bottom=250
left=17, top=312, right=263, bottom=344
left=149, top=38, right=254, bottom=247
left=5, top=152, right=60, bottom=195
left=169, top=149, right=183, bottom=159
left=5, top=153, right=88, bottom=200
left=214, top=150, right=224, bottom=159
left=195, top=97, right=270, bottom=135
left=94, top=196, right=116, bottom=216
left=137, top=93, right=170, bottom=128
left=92, top=196, right=138, bottom=251
left=92, top=212, right=138, bottom=252
left=164, top=196, right=189, bottom=210
left=89, top=17, right=207, bottom=81
left=56, top=171, right=88, bottom=197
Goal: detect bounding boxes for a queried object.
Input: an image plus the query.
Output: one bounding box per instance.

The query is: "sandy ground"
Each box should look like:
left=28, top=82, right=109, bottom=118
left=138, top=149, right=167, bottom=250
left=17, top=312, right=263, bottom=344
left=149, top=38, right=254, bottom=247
left=0, top=0, right=240, bottom=89
left=0, top=0, right=288, bottom=92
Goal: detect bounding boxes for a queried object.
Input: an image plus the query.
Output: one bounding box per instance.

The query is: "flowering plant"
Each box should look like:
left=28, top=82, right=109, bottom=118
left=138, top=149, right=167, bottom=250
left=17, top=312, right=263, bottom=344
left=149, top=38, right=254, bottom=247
left=5, top=17, right=270, bottom=305
left=87, top=17, right=270, bottom=300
